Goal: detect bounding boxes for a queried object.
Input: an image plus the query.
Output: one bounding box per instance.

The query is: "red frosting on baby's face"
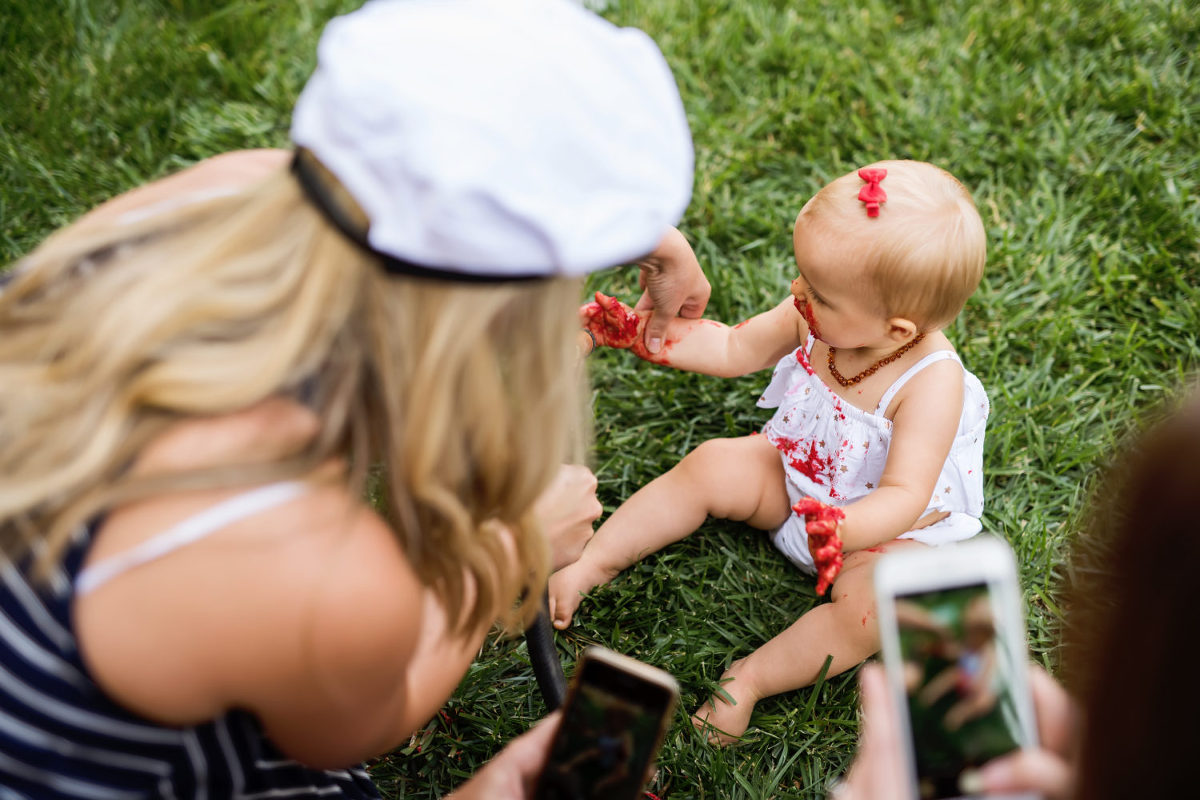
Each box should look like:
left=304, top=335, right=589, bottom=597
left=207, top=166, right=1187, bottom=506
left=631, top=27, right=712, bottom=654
left=793, top=296, right=821, bottom=340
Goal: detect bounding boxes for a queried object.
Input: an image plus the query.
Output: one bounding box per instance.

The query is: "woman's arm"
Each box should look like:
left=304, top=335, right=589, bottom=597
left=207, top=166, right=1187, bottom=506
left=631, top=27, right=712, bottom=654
left=582, top=293, right=803, bottom=378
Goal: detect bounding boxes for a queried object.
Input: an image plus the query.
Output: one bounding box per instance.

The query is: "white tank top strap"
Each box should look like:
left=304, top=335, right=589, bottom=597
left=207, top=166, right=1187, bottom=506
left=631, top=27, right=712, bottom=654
left=874, top=349, right=962, bottom=416
left=76, top=480, right=309, bottom=596
left=804, top=333, right=816, bottom=355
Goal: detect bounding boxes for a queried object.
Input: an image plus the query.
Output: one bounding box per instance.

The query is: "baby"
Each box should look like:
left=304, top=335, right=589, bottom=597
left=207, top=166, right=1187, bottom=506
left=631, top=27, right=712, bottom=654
left=550, top=160, right=990, bottom=743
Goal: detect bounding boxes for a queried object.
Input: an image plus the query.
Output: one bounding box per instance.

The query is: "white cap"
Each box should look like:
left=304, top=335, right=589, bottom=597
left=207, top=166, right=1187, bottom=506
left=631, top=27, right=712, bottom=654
left=290, top=0, right=694, bottom=279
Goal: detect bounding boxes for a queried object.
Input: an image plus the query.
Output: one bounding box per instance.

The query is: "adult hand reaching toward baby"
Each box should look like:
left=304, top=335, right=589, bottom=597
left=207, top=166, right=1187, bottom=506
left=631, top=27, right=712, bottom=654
left=536, top=464, right=603, bottom=572
left=633, top=227, right=711, bottom=354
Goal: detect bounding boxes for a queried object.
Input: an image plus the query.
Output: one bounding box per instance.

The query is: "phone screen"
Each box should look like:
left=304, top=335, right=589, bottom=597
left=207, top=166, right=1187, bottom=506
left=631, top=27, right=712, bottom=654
left=895, top=582, right=1026, bottom=800
left=535, top=654, right=675, bottom=800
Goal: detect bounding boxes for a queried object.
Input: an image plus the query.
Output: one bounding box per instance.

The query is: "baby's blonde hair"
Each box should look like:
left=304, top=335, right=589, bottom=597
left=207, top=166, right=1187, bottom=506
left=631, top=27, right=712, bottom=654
left=797, top=159, right=986, bottom=330
left=0, top=166, right=586, bottom=635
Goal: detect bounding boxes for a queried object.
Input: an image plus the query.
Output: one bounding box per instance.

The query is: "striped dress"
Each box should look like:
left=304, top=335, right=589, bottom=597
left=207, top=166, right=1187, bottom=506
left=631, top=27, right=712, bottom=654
left=0, top=523, right=382, bottom=798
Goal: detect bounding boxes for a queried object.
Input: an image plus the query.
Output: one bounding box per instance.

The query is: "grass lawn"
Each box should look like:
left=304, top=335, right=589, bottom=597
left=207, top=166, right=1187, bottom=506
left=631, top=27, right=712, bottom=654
left=3, top=0, right=1197, bottom=797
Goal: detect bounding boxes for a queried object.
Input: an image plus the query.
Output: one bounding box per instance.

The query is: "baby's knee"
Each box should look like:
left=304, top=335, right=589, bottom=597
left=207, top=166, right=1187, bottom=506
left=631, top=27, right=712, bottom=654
left=673, top=438, right=729, bottom=481
left=682, top=436, right=770, bottom=474
left=687, top=436, right=736, bottom=459
left=830, top=586, right=881, bottom=642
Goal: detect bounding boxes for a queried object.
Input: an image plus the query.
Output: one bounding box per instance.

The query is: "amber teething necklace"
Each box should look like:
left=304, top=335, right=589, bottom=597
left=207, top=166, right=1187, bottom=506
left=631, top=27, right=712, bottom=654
left=826, top=333, right=926, bottom=387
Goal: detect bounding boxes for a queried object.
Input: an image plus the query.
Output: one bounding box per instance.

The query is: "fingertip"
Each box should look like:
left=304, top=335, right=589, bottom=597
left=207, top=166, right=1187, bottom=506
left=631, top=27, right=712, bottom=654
left=857, top=666, right=884, bottom=714
left=977, top=750, right=1073, bottom=798
left=643, top=318, right=666, bottom=354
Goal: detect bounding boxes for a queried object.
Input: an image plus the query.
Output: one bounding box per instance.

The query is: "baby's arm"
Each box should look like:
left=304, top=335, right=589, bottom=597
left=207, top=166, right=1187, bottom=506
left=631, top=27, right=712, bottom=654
left=836, top=358, right=966, bottom=550
left=581, top=292, right=801, bottom=377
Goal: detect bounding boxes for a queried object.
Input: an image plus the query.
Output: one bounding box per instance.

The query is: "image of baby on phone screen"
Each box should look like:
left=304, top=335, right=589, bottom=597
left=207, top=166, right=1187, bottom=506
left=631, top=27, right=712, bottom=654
left=895, top=589, right=1022, bottom=795
left=549, top=160, right=991, bottom=743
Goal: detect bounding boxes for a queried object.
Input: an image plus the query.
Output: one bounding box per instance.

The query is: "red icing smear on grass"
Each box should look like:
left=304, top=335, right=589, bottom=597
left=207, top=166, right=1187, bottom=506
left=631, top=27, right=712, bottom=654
left=793, top=497, right=845, bottom=595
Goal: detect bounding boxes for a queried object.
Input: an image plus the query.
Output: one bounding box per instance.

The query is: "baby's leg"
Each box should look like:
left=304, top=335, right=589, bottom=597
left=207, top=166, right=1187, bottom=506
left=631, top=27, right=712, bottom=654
left=549, top=434, right=790, bottom=629
left=695, top=538, right=928, bottom=744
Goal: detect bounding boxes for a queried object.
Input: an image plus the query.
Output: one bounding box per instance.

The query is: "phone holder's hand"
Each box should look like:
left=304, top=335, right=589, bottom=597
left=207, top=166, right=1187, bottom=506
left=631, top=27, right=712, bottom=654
left=579, top=291, right=645, bottom=352
left=793, top=497, right=845, bottom=595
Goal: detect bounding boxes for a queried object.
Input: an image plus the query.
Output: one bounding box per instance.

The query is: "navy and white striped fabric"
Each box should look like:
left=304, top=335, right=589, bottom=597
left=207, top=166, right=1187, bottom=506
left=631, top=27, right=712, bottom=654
left=0, top=525, right=381, bottom=798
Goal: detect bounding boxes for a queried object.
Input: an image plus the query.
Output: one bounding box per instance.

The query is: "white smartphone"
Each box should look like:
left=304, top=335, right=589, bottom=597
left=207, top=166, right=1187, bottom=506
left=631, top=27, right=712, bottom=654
left=874, top=537, right=1040, bottom=800
left=534, top=646, right=679, bottom=800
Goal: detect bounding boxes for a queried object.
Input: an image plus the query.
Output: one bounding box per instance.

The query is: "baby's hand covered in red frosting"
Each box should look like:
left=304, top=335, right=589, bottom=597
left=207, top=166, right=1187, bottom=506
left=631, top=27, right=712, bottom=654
left=793, top=497, right=846, bottom=596
left=579, top=292, right=651, bottom=355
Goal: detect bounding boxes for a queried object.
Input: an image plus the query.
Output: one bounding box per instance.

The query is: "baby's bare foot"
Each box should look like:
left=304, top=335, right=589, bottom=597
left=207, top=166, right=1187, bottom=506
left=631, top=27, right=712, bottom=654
left=691, top=663, right=759, bottom=746
left=547, top=560, right=619, bottom=629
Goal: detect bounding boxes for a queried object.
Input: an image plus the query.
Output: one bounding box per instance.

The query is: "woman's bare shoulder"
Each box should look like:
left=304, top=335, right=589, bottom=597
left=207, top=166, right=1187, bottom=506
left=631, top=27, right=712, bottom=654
left=77, top=397, right=427, bottom=764
left=78, top=148, right=291, bottom=227
left=242, top=490, right=431, bottom=766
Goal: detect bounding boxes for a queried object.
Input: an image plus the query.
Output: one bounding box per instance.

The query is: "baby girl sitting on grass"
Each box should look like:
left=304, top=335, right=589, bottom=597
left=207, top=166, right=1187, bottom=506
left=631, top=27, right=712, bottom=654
left=550, top=160, right=991, bottom=744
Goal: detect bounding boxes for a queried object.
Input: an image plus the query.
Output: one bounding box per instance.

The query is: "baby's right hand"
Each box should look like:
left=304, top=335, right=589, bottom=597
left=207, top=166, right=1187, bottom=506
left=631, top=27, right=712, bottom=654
left=579, top=291, right=646, bottom=352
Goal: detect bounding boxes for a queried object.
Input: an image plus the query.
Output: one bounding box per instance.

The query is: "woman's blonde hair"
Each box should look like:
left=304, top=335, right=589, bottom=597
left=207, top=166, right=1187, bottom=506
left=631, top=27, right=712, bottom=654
left=0, top=165, right=586, bottom=634
left=797, top=159, right=986, bottom=330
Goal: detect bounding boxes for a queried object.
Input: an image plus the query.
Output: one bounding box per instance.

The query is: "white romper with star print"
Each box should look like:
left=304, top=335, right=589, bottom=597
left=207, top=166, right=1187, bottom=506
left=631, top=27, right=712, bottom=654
left=757, top=335, right=989, bottom=573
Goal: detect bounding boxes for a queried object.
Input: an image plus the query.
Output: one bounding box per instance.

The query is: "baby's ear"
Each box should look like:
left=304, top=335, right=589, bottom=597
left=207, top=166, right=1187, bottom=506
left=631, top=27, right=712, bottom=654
left=885, top=317, right=919, bottom=343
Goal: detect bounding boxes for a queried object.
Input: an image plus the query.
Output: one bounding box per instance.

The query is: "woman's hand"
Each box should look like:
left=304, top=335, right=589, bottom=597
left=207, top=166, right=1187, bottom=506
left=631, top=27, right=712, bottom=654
left=836, top=663, right=1078, bottom=800
left=444, top=713, right=561, bottom=799
left=536, top=464, right=602, bottom=572
left=960, top=665, right=1077, bottom=799
left=634, top=226, right=711, bottom=354
left=833, top=663, right=909, bottom=800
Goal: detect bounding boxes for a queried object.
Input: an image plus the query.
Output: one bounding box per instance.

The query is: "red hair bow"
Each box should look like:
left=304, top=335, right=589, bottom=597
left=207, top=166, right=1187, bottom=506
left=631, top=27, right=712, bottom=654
left=857, top=167, right=887, bottom=217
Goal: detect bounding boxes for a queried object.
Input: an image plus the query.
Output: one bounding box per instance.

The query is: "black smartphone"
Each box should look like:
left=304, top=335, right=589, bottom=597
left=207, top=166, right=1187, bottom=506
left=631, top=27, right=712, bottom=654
left=534, top=646, right=679, bottom=800
left=875, top=538, right=1040, bottom=800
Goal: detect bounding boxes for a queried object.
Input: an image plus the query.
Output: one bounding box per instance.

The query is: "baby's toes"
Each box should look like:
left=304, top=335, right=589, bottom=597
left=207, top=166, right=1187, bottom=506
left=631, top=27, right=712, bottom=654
left=548, top=593, right=575, bottom=629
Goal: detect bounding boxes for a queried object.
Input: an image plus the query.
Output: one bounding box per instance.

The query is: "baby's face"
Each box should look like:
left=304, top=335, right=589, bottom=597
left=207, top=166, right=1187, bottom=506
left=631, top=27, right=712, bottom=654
left=790, top=216, right=888, bottom=349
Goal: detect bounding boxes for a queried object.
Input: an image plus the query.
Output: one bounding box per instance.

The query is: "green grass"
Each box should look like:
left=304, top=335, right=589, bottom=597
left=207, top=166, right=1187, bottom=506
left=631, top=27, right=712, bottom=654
left=3, top=0, right=1198, bottom=797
